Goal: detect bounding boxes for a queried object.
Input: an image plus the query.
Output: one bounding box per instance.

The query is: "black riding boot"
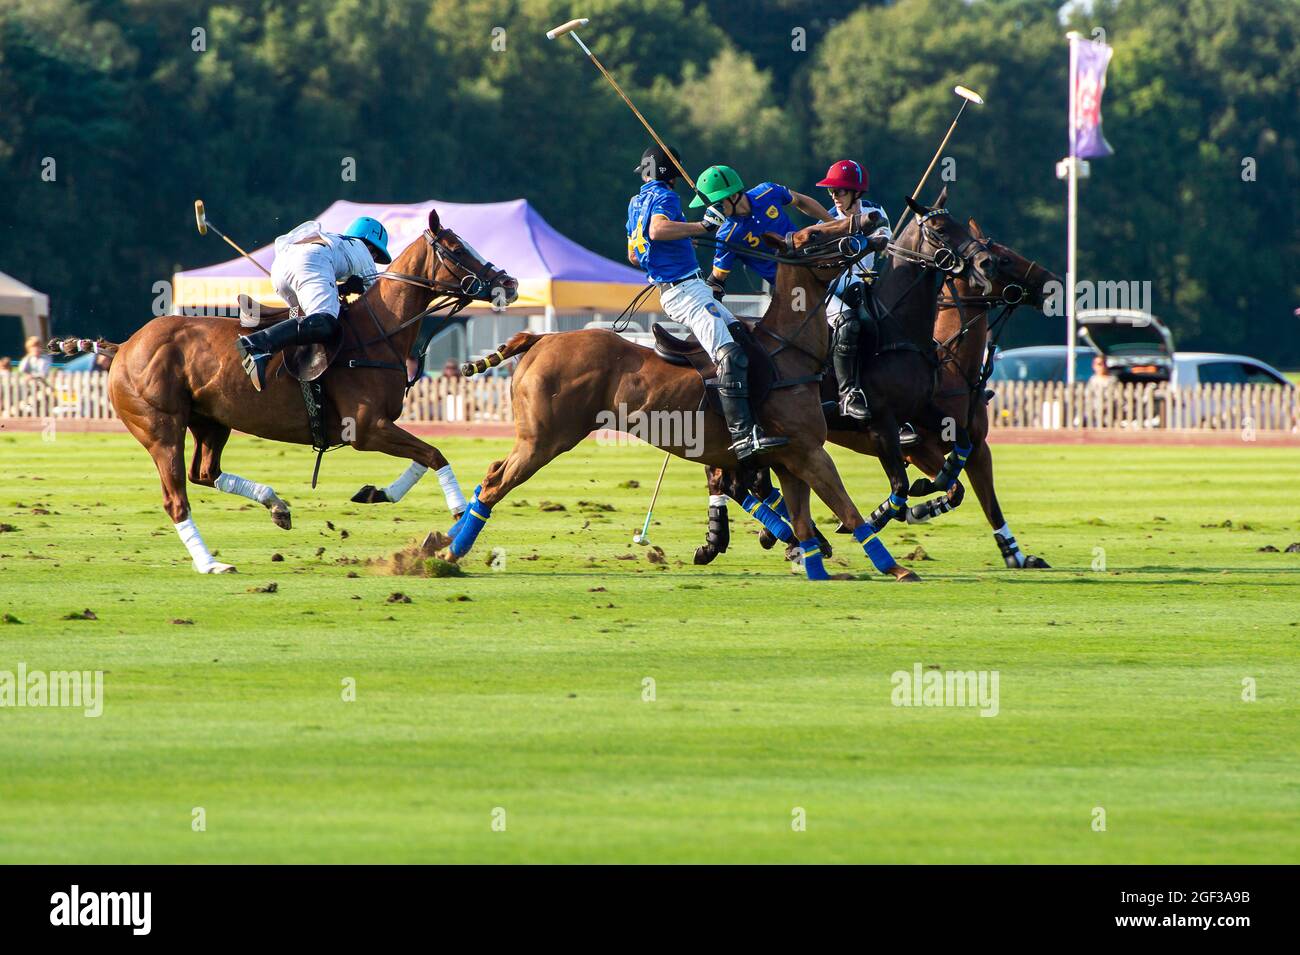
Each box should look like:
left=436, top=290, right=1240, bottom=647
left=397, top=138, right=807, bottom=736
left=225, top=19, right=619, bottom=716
left=832, top=312, right=870, bottom=421
left=237, top=312, right=338, bottom=392
left=717, top=339, right=788, bottom=462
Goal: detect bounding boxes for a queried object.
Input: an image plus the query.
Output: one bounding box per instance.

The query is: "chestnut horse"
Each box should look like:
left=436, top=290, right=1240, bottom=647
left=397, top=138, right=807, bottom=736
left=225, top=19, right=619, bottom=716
left=696, top=219, right=1058, bottom=569
left=446, top=208, right=993, bottom=581
left=57, top=209, right=517, bottom=573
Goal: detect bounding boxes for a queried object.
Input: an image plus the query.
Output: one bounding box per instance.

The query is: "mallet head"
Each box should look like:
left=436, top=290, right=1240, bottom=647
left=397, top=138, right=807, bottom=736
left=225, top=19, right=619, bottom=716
left=954, top=85, right=984, bottom=105
left=194, top=199, right=208, bottom=236
left=546, top=18, right=589, bottom=40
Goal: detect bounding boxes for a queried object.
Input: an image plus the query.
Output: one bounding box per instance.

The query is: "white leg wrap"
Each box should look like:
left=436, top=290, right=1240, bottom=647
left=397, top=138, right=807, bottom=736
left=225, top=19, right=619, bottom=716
left=709, top=494, right=729, bottom=508
left=383, top=462, right=428, bottom=504
left=215, top=471, right=276, bottom=505
left=436, top=464, right=467, bottom=514
left=175, top=517, right=218, bottom=572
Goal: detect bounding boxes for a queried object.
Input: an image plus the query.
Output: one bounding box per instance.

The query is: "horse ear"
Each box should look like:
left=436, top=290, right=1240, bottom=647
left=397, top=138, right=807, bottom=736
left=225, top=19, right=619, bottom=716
left=933, top=185, right=949, bottom=208
left=427, top=207, right=440, bottom=233
left=904, top=195, right=928, bottom=216
left=968, top=217, right=985, bottom=238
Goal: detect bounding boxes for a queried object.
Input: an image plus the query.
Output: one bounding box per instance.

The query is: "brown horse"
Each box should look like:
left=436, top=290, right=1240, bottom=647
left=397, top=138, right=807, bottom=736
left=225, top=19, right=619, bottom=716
left=444, top=207, right=993, bottom=581
left=898, top=218, right=1059, bottom=566
left=696, top=219, right=1058, bottom=569
left=57, top=209, right=517, bottom=573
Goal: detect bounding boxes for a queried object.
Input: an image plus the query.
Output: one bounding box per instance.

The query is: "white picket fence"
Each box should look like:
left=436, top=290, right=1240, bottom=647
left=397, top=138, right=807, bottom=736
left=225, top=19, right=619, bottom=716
left=989, top=379, right=1299, bottom=432
left=1, top=371, right=1296, bottom=433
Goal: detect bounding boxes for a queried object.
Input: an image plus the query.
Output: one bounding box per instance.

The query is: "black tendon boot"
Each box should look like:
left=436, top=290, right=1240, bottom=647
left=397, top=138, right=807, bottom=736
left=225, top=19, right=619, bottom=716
left=237, top=312, right=339, bottom=391
left=716, top=340, right=788, bottom=461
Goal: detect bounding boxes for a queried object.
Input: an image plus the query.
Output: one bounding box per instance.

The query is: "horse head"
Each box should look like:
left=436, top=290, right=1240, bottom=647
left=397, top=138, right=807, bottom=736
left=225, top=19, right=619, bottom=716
left=898, top=189, right=996, bottom=293
left=964, top=218, right=1061, bottom=309
left=422, top=208, right=519, bottom=308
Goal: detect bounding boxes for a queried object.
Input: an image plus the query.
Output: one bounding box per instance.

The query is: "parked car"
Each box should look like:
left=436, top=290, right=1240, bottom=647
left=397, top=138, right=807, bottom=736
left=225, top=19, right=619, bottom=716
left=989, top=346, right=1294, bottom=389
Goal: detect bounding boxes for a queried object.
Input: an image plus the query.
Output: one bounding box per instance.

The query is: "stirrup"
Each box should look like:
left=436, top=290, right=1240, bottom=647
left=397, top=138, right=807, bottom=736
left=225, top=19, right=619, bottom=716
left=839, top=388, right=871, bottom=421
left=730, top=427, right=789, bottom=462
left=237, top=338, right=271, bottom=392
left=898, top=423, right=920, bottom=448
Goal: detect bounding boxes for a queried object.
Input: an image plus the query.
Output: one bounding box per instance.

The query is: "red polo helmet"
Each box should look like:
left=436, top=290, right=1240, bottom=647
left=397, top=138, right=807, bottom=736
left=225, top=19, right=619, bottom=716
left=816, top=159, right=868, bottom=192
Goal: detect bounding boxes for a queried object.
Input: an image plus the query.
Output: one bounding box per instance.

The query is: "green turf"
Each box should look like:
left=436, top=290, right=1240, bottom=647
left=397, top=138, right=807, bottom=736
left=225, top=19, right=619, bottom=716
left=0, top=431, right=1297, bottom=863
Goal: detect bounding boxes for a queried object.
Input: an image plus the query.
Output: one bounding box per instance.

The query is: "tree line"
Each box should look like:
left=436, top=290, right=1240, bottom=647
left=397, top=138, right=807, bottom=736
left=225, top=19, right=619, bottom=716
left=1, top=0, right=1296, bottom=363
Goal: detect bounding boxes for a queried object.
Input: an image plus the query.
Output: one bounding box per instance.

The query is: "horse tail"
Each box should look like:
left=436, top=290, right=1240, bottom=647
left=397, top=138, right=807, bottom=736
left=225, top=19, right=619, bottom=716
left=460, top=331, right=543, bottom=377
left=46, top=336, right=121, bottom=357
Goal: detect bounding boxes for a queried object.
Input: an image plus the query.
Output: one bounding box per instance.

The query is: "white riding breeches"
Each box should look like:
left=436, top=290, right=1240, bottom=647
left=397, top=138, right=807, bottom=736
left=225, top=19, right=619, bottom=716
left=272, top=243, right=341, bottom=319
left=658, top=277, right=736, bottom=359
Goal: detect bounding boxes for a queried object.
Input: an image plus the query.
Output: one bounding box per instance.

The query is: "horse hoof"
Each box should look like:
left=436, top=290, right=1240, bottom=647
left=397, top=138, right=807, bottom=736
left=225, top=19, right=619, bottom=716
left=783, top=542, right=801, bottom=562
left=421, top=530, right=452, bottom=556
left=269, top=505, right=291, bottom=530
left=694, top=545, right=718, bottom=566
left=758, top=528, right=776, bottom=549
left=351, top=485, right=390, bottom=504
left=908, top=478, right=935, bottom=496
left=833, top=521, right=851, bottom=535
left=889, top=565, right=921, bottom=582
left=1023, top=555, right=1050, bottom=569
left=196, top=561, right=237, bottom=574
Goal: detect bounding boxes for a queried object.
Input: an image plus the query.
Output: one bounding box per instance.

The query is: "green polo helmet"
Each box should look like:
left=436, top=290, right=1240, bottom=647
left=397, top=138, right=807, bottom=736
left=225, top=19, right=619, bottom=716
left=689, top=165, right=746, bottom=207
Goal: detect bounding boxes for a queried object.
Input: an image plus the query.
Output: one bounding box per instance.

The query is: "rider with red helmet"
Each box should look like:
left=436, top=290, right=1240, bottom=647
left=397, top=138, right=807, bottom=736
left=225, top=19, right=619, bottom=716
left=816, top=159, right=891, bottom=422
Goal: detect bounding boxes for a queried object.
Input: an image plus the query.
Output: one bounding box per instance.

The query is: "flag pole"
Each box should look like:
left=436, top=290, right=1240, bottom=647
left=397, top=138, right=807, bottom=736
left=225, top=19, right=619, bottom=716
left=1065, top=32, right=1080, bottom=396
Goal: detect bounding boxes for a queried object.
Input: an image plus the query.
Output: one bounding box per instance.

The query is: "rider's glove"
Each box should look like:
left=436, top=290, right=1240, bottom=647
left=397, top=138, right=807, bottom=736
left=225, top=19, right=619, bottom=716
left=706, top=278, right=726, bottom=302
left=701, top=205, right=727, bottom=233
left=867, top=233, right=890, bottom=253
left=339, top=275, right=366, bottom=296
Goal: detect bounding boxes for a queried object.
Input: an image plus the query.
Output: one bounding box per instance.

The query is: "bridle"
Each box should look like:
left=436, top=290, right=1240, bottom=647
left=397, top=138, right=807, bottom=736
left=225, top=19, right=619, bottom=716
left=933, top=239, right=1046, bottom=422
left=886, top=208, right=985, bottom=276
left=344, top=227, right=516, bottom=383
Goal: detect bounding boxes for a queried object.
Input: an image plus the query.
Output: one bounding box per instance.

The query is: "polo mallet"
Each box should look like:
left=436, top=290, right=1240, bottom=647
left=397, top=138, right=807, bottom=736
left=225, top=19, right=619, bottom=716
left=546, top=18, right=707, bottom=204
left=194, top=199, right=271, bottom=277
left=631, top=452, right=671, bottom=546
left=547, top=16, right=709, bottom=540
left=892, top=86, right=985, bottom=236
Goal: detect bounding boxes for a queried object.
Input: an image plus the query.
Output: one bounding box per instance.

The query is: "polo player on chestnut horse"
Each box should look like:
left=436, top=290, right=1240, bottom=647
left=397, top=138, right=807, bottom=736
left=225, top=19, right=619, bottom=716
left=53, top=208, right=517, bottom=573
left=444, top=194, right=994, bottom=580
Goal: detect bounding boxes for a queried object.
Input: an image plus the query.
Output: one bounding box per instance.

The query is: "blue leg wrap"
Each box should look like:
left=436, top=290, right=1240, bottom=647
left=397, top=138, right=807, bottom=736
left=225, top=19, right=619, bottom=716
left=743, top=494, right=796, bottom=544
left=449, top=491, right=491, bottom=558
left=764, top=488, right=790, bottom=521
left=940, top=444, right=973, bottom=490
left=853, top=522, right=897, bottom=573
left=799, top=538, right=831, bottom=581
left=446, top=484, right=481, bottom=539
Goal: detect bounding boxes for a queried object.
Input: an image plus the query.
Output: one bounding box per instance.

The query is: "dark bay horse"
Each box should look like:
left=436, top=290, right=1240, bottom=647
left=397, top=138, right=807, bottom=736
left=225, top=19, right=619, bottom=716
left=900, top=218, right=1059, bottom=567
left=55, top=209, right=517, bottom=573
left=696, top=218, right=1058, bottom=570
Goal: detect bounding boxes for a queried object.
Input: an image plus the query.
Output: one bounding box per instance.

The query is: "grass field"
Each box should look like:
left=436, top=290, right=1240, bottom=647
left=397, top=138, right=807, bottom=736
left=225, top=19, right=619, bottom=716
left=1, top=431, right=1297, bottom=863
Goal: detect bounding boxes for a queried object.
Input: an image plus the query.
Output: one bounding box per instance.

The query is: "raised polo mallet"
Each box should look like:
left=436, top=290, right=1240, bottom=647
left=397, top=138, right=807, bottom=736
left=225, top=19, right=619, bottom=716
left=194, top=199, right=271, bottom=277
left=548, top=16, right=709, bottom=540
left=892, top=86, right=985, bottom=236
left=546, top=18, right=704, bottom=201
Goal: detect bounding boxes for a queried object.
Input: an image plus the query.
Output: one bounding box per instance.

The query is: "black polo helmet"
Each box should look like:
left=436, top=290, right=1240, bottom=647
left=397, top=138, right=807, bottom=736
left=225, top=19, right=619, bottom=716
left=635, top=144, right=684, bottom=183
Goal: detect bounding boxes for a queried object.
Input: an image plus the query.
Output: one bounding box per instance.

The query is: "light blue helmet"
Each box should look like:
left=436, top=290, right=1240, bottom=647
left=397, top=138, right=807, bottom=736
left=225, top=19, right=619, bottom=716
left=343, top=216, right=392, bottom=264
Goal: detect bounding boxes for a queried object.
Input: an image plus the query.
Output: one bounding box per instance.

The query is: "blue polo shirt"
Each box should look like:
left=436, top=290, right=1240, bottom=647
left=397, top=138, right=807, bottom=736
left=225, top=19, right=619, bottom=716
left=712, top=182, right=797, bottom=284
left=627, top=181, right=699, bottom=284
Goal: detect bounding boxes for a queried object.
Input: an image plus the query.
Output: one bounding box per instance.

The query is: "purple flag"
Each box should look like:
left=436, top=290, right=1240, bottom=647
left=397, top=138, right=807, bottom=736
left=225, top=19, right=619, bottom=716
left=1070, top=37, right=1114, bottom=159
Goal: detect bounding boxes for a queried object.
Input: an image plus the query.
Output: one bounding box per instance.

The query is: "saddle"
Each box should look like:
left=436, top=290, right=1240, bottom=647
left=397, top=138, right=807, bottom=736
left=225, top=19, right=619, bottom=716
left=237, top=293, right=344, bottom=383
left=651, top=322, right=776, bottom=414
